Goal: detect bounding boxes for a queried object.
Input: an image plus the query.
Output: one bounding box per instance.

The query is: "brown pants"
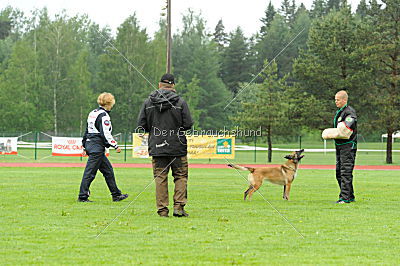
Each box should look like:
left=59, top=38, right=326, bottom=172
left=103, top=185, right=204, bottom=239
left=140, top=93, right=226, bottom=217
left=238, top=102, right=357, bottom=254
left=152, top=156, right=188, bottom=214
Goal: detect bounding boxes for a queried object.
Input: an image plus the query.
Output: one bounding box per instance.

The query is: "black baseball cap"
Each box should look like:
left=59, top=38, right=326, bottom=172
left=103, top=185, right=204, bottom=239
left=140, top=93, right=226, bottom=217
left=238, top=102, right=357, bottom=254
left=160, top=73, right=175, bottom=84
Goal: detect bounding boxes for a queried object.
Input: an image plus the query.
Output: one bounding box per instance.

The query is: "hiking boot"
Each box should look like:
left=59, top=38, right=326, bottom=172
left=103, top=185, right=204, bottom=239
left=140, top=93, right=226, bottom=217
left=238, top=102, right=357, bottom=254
left=78, top=198, right=93, bottom=202
left=157, top=208, right=169, bottom=217
left=173, top=208, right=189, bottom=217
left=112, top=194, right=129, bottom=202
left=158, top=212, right=169, bottom=217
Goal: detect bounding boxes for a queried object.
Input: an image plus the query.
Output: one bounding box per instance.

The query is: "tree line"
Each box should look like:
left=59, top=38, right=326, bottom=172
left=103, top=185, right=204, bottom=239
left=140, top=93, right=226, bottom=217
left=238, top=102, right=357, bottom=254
left=0, top=0, right=398, bottom=163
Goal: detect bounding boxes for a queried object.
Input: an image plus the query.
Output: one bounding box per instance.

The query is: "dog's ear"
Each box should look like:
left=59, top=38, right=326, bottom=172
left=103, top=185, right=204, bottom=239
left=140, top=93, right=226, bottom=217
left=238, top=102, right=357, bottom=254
left=299, top=155, right=304, bottom=159
left=284, top=155, right=293, bottom=160
left=297, top=149, right=304, bottom=153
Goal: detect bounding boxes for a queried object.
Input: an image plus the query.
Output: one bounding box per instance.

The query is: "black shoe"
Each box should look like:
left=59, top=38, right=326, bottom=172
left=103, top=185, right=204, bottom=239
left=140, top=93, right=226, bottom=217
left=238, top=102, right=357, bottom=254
left=173, top=208, right=189, bottom=217
left=113, top=194, right=129, bottom=202
left=78, top=198, right=93, bottom=202
left=335, top=199, right=350, bottom=204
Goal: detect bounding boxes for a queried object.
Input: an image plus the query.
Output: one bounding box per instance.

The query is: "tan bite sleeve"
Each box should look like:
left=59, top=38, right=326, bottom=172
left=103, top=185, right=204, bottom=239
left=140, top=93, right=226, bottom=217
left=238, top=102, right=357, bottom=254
left=322, top=122, right=353, bottom=140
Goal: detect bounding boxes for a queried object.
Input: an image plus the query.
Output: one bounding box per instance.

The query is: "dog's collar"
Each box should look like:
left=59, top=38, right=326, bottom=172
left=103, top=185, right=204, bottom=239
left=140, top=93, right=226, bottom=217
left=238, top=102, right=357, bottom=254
left=282, top=165, right=296, bottom=172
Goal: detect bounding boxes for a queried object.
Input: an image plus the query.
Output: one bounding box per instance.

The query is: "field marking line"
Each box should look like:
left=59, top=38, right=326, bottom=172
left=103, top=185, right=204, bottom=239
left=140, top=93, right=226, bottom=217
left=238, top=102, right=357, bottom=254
left=225, top=158, right=305, bottom=238
left=223, top=28, right=306, bottom=110
left=95, top=157, right=177, bottom=238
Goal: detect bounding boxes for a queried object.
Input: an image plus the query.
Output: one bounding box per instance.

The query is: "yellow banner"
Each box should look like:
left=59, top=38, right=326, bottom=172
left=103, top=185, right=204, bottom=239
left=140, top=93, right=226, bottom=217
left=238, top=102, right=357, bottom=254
left=132, top=134, right=235, bottom=159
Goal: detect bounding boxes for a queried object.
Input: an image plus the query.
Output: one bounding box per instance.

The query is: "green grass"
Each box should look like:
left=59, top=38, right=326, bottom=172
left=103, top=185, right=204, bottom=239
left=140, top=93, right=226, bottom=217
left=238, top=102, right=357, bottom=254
left=1, top=167, right=399, bottom=264
left=1, top=139, right=400, bottom=165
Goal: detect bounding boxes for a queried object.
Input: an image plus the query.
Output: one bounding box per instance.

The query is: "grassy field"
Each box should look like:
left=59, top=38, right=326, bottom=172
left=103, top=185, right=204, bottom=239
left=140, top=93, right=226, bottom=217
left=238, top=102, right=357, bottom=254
left=1, top=140, right=400, bottom=165
left=1, top=167, right=399, bottom=264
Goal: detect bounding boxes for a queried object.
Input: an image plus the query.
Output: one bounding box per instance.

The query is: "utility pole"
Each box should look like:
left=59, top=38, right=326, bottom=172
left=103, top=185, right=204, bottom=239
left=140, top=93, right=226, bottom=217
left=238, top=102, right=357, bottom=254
left=166, top=0, right=172, bottom=73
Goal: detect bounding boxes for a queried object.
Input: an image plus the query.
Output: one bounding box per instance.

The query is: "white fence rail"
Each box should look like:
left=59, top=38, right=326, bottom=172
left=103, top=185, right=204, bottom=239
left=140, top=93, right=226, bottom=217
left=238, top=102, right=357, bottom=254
left=16, top=142, right=399, bottom=153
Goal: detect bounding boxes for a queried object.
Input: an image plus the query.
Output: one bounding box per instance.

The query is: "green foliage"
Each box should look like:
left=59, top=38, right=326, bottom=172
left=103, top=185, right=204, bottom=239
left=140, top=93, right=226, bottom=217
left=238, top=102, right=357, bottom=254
left=260, top=1, right=276, bottom=36
left=293, top=7, right=370, bottom=129
left=221, top=27, right=251, bottom=94
left=232, top=60, right=295, bottom=162
left=356, top=0, right=368, bottom=18
left=172, top=10, right=231, bottom=129
left=176, top=76, right=203, bottom=129
left=98, top=14, right=157, bottom=132
left=360, top=0, right=400, bottom=163
left=0, top=40, right=49, bottom=131
left=0, top=2, right=397, bottom=164
left=212, top=19, right=228, bottom=52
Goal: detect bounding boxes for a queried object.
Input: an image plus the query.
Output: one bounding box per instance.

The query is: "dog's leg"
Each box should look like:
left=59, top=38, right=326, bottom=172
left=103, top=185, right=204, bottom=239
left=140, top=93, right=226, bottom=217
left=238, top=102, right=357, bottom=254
left=247, top=183, right=261, bottom=201
left=244, top=186, right=252, bottom=200
left=283, top=182, right=291, bottom=200
left=283, top=185, right=286, bottom=199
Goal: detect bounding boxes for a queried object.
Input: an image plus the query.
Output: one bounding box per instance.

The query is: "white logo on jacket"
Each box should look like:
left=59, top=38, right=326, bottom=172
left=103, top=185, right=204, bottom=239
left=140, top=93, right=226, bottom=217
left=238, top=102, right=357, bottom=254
left=156, top=140, right=170, bottom=148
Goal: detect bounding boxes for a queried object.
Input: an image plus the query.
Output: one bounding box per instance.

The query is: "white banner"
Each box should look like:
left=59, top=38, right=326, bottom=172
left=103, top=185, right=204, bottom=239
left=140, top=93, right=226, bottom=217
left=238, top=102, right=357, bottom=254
left=0, top=137, right=18, bottom=155
left=51, top=137, right=110, bottom=157
left=52, top=137, right=84, bottom=157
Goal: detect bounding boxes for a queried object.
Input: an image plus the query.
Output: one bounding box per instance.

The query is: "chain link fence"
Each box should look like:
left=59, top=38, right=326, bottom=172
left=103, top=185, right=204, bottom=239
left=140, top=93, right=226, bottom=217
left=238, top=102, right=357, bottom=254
left=0, top=131, right=399, bottom=164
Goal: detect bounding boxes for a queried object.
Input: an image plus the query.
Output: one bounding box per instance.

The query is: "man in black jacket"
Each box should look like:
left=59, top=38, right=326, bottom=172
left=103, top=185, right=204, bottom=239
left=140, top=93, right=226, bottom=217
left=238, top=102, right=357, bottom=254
left=78, top=92, right=128, bottom=202
left=137, top=74, right=193, bottom=217
left=333, top=90, right=357, bottom=204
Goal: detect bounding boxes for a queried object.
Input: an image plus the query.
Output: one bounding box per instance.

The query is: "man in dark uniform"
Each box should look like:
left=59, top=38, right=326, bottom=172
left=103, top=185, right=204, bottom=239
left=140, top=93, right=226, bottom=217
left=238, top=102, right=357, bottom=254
left=137, top=74, right=193, bottom=217
left=333, top=90, right=357, bottom=204
left=78, top=92, right=128, bottom=202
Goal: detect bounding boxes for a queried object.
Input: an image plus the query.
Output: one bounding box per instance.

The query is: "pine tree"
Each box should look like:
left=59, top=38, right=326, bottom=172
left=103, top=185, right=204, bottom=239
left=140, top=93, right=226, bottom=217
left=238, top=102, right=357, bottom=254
left=212, top=19, right=227, bottom=52
left=368, top=0, right=382, bottom=17
left=280, top=0, right=296, bottom=25
left=356, top=0, right=368, bottom=18
left=293, top=7, right=371, bottom=130
left=326, top=0, right=341, bottom=12
left=172, top=10, right=231, bottom=129
left=221, top=27, right=250, bottom=94
left=310, top=0, right=327, bottom=18
left=260, top=1, right=276, bottom=36
left=256, top=15, right=291, bottom=77
left=365, top=0, right=400, bottom=163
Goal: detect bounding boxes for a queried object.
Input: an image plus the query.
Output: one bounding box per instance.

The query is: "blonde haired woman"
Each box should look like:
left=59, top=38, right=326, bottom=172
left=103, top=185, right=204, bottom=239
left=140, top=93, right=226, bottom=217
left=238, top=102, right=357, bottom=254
left=78, top=92, right=128, bottom=202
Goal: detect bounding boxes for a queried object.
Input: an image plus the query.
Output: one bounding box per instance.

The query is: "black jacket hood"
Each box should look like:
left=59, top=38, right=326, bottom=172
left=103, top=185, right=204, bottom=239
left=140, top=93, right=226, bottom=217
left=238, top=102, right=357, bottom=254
left=149, top=89, right=180, bottom=112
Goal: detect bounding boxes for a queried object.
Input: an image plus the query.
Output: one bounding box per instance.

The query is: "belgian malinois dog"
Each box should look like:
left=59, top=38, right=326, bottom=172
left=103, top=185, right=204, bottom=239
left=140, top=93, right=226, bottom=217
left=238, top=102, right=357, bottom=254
left=227, top=149, right=304, bottom=201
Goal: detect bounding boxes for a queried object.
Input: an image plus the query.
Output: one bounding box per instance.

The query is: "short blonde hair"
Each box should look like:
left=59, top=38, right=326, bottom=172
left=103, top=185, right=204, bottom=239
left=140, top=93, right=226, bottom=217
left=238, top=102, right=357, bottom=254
left=97, top=92, right=115, bottom=107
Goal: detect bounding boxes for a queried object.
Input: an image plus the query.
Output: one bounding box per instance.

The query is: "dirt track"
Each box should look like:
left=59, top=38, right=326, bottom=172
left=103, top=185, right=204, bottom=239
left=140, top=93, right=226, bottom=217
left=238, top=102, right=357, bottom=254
left=1, top=162, right=399, bottom=170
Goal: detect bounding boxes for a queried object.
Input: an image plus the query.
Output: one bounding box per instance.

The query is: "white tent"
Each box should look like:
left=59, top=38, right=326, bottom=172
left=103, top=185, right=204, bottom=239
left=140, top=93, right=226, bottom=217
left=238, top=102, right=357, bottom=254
left=381, top=131, right=400, bottom=141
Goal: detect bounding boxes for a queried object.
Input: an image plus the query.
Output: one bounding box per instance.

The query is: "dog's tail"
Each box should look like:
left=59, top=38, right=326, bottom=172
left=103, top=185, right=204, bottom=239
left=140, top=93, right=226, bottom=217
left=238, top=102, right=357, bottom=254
left=227, top=164, right=255, bottom=173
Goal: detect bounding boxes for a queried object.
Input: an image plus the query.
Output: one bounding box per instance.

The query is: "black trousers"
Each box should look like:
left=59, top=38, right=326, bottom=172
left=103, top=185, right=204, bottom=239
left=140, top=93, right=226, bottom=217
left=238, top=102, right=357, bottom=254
left=335, top=144, right=356, bottom=201
left=78, top=152, right=121, bottom=199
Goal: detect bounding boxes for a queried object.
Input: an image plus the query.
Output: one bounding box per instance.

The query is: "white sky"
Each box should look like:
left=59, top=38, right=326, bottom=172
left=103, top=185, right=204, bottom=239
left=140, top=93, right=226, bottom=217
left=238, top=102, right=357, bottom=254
left=4, top=0, right=361, bottom=37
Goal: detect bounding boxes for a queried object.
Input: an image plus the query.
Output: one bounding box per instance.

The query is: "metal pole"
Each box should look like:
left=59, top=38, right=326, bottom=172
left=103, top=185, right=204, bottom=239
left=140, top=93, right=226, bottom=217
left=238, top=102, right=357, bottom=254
left=124, top=132, right=127, bottom=162
left=166, top=0, right=172, bottom=73
left=254, top=135, right=257, bottom=163
left=299, top=135, right=302, bottom=150
left=34, top=131, right=38, bottom=160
